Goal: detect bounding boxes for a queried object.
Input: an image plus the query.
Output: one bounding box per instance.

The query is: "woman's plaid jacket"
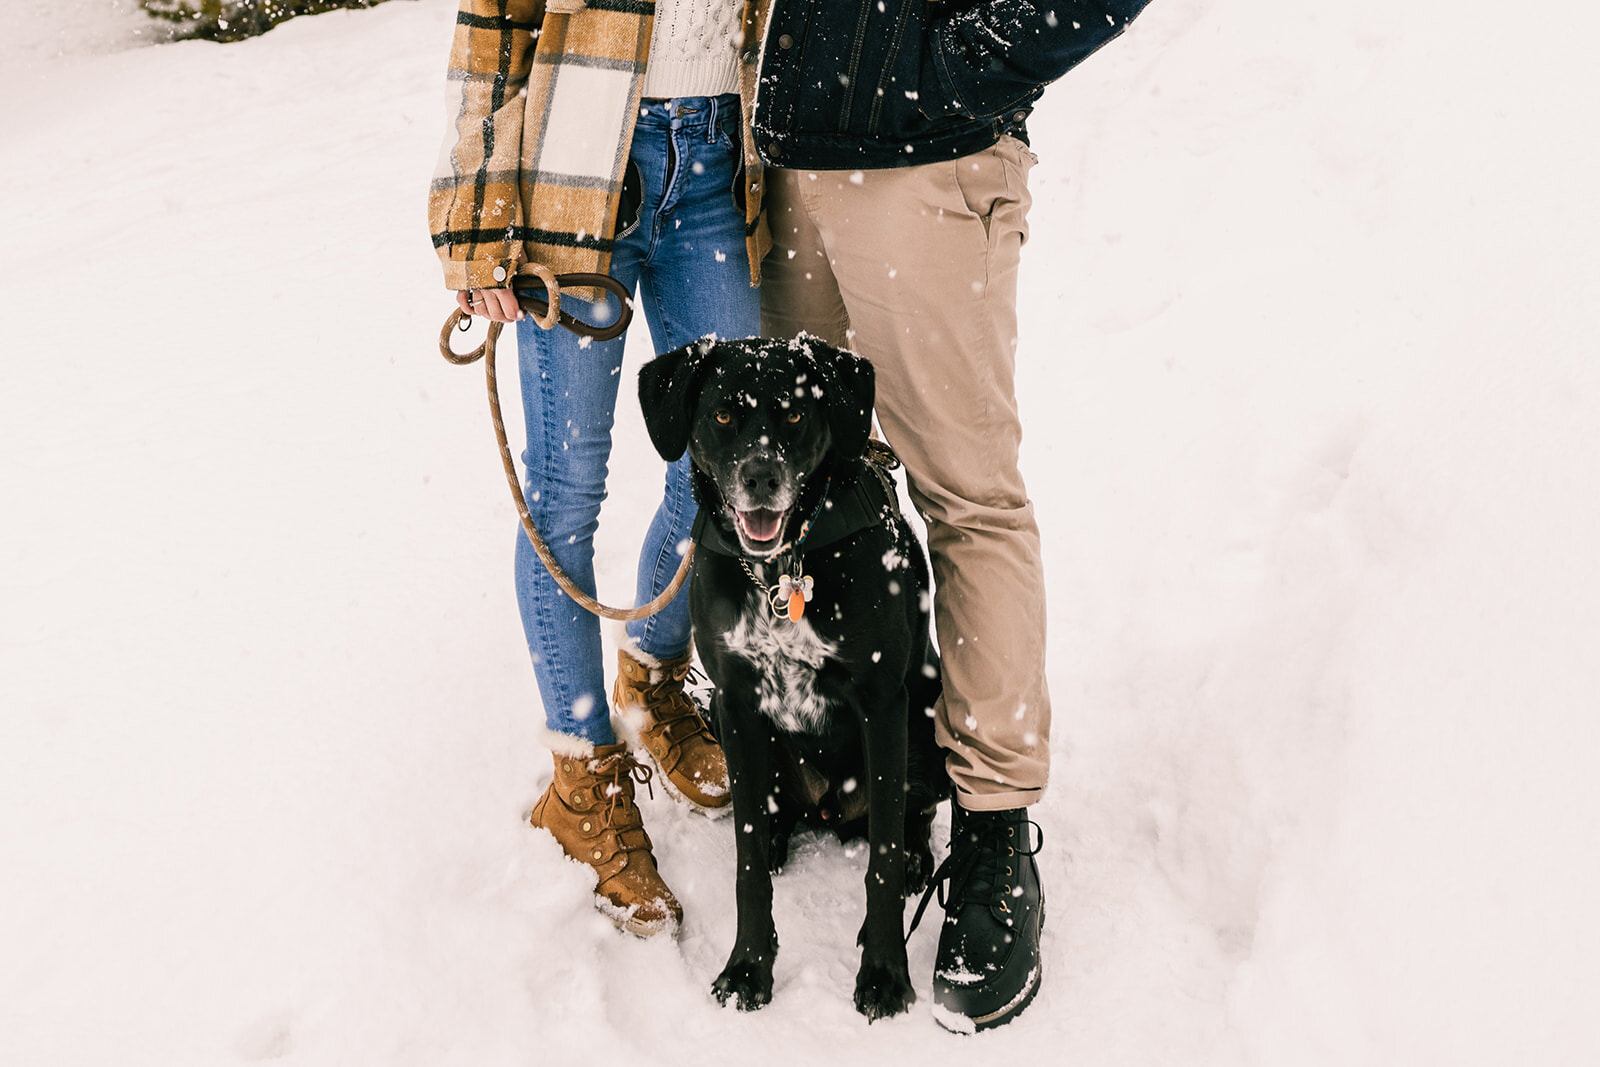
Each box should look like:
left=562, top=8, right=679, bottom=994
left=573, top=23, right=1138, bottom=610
left=428, top=0, right=771, bottom=293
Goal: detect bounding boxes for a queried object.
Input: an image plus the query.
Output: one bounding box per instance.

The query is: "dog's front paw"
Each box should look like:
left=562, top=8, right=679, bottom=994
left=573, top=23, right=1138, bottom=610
left=712, top=958, right=774, bottom=1012
left=853, top=957, right=915, bottom=1021
left=769, top=827, right=791, bottom=874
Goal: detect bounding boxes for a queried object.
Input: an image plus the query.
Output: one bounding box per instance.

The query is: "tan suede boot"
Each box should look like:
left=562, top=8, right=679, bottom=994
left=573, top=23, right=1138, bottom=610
left=613, top=648, right=730, bottom=811
left=529, top=743, right=683, bottom=936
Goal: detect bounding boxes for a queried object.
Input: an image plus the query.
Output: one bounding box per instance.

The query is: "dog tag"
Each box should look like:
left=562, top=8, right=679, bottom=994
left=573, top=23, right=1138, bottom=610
left=777, top=574, right=815, bottom=622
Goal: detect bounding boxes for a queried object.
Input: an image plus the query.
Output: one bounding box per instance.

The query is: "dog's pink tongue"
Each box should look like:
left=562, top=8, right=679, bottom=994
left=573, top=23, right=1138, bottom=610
left=739, top=508, right=784, bottom=542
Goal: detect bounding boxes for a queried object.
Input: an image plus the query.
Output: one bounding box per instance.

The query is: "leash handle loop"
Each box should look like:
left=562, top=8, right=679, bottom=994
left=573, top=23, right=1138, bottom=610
left=513, top=270, right=632, bottom=342
left=518, top=263, right=562, bottom=331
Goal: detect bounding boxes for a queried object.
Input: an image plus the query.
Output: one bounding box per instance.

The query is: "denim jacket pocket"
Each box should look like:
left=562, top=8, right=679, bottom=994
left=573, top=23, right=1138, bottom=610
left=914, top=33, right=966, bottom=120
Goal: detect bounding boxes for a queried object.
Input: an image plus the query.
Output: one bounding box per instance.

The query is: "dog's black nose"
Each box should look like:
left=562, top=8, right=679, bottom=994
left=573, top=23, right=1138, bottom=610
left=739, top=456, right=783, bottom=495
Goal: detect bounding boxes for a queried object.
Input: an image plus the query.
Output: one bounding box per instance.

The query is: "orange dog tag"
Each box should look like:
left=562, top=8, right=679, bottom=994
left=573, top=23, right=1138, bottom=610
left=776, top=574, right=814, bottom=623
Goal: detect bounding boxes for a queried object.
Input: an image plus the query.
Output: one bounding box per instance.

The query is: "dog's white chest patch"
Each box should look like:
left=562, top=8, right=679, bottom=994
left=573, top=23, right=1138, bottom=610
left=722, top=601, right=838, bottom=734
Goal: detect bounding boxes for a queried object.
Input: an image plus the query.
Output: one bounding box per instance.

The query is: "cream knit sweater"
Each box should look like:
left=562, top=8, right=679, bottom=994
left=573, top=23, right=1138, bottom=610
left=640, top=0, right=741, bottom=99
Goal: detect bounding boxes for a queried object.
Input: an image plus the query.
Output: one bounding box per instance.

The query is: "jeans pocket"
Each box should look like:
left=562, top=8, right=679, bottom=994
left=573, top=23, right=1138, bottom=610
left=615, top=159, right=643, bottom=240
left=715, top=113, right=740, bottom=153
left=730, top=153, right=748, bottom=215
left=721, top=112, right=747, bottom=215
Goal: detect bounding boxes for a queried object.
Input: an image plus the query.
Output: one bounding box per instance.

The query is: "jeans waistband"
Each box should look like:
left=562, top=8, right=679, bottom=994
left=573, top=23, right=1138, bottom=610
left=635, top=92, right=739, bottom=132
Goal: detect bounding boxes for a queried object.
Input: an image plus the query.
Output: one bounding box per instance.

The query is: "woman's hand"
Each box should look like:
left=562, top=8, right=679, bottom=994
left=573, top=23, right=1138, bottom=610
left=457, top=287, right=523, bottom=323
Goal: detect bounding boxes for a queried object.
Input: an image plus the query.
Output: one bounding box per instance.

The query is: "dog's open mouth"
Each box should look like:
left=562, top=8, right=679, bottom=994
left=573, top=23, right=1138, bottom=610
left=735, top=507, right=789, bottom=551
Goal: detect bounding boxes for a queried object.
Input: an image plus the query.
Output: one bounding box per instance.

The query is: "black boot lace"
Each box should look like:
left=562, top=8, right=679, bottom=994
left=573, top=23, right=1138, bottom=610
left=906, top=812, right=1043, bottom=940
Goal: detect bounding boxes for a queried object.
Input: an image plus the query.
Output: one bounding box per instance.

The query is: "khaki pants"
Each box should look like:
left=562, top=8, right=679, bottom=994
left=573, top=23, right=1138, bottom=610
left=761, top=137, right=1049, bottom=810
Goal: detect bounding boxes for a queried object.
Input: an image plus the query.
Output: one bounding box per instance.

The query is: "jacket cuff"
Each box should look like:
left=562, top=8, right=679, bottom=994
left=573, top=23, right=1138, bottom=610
left=441, top=258, right=518, bottom=292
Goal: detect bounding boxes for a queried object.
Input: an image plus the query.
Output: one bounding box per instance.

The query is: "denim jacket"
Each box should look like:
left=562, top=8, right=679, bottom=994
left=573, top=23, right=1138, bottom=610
left=751, top=0, right=1152, bottom=169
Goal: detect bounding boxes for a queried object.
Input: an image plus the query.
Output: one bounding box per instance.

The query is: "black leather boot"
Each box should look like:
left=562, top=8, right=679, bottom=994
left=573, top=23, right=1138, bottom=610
left=908, top=804, right=1044, bottom=1033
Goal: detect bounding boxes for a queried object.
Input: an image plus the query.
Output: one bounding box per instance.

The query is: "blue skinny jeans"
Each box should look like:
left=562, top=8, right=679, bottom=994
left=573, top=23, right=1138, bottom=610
left=514, top=94, right=759, bottom=746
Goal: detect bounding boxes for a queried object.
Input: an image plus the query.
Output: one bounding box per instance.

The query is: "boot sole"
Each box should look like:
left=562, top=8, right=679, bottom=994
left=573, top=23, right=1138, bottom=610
left=599, top=899, right=682, bottom=940
left=932, top=893, right=1046, bottom=1034
left=932, top=961, right=1041, bottom=1034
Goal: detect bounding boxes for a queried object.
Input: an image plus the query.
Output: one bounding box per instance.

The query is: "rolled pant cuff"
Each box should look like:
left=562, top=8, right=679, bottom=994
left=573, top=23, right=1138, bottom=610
left=955, top=787, right=1045, bottom=813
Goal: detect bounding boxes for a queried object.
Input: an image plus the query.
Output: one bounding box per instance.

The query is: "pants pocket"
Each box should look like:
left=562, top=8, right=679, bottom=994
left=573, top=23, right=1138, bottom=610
left=615, top=159, right=643, bottom=240
left=953, top=137, right=1033, bottom=242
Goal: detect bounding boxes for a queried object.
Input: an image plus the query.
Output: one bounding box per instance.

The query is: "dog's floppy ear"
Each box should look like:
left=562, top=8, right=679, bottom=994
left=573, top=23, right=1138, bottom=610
left=639, top=337, right=720, bottom=461
left=795, top=335, right=875, bottom=460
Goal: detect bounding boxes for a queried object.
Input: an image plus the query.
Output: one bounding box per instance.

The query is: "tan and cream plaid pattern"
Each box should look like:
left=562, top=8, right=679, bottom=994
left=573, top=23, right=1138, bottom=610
left=429, top=0, right=769, bottom=293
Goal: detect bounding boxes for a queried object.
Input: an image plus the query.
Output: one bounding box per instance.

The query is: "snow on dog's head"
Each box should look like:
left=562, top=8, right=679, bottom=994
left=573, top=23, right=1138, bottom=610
left=639, top=336, right=874, bottom=557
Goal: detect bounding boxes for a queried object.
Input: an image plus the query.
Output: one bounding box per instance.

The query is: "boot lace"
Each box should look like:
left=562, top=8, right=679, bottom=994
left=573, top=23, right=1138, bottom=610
left=638, top=664, right=715, bottom=742
left=906, top=814, right=1043, bottom=940
left=588, top=749, right=655, bottom=824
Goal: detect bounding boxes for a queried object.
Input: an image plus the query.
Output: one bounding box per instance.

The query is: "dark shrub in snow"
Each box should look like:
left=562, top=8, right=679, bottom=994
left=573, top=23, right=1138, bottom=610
left=140, top=0, right=396, bottom=42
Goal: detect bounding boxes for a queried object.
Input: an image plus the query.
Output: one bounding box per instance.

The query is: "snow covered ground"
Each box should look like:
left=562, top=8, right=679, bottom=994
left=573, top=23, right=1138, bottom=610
left=3, top=1, right=1597, bottom=1064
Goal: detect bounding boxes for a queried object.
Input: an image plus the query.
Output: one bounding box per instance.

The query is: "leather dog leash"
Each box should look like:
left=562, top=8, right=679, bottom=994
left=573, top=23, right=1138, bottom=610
left=438, top=268, right=695, bottom=621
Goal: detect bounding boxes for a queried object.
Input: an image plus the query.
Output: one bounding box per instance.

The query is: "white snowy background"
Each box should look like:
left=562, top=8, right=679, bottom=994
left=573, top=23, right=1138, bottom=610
left=3, top=1, right=1597, bottom=1064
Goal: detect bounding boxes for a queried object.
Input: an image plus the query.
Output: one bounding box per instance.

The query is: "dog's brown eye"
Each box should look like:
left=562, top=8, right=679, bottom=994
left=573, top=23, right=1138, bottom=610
left=785, top=412, right=803, bottom=424
left=715, top=410, right=732, bottom=425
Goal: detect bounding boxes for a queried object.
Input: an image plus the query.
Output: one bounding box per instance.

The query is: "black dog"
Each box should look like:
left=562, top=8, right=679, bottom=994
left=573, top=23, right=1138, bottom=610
left=639, top=335, right=947, bottom=1021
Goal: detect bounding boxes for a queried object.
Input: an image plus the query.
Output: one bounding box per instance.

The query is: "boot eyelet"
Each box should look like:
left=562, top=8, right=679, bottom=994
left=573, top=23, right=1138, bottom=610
left=581, top=821, right=593, bottom=833
left=592, top=849, right=603, bottom=861
left=572, top=789, right=585, bottom=803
